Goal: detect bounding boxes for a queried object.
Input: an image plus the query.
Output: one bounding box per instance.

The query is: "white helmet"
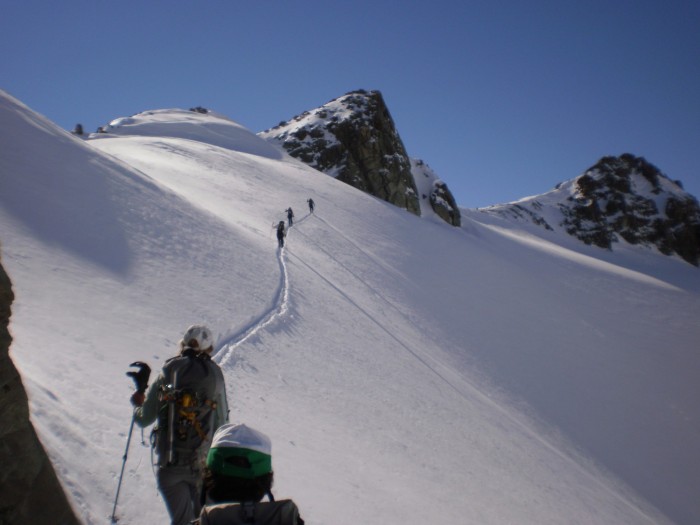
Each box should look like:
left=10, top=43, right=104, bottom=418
left=181, top=324, right=214, bottom=353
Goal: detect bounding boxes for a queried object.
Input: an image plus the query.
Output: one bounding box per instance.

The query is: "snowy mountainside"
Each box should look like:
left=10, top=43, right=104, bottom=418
left=2, top=91, right=700, bottom=524
left=480, top=154, right=700, bottom=266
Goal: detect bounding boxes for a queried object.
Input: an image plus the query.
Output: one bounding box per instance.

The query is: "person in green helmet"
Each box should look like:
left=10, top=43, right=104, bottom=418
left=196, top=423, right=304, bottom=525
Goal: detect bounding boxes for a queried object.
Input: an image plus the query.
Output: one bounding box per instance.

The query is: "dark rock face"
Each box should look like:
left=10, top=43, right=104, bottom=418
left=261, top=90, right=423, bottom=216
left=430, top=181, right=461, bottom=226
left=562, top=154, right=700, bottom=265
left=0, top=259, right=79, bottom=525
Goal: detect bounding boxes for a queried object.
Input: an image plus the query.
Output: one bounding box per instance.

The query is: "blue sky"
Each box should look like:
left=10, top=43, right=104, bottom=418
left=2, top=0, right=699, bottom=208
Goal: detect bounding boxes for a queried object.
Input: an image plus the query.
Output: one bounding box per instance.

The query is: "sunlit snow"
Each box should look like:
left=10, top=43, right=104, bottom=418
left=1, top=90, right=699, bottom=525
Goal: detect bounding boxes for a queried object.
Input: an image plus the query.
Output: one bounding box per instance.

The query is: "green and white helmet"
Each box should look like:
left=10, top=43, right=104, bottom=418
left=207, top=424, right=272, bottom=479
left=181, top=324, right=214, bottom=353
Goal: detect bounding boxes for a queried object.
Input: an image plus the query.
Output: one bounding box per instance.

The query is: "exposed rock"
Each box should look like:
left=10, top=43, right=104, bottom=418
left=0, top=258, right=79, bottom=525
left=411, top=159, right=461, bottom=226
left=481, top=154, right=700, bottom=266
left=430, top=181, right=461, bottom=226
left=563, top=154, right=700, bottom=264
left=261, top=90, right=425, bottom=217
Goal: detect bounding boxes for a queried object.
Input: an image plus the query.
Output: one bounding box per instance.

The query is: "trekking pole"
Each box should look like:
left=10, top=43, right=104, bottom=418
left=110, top=411, right=136, bottom=523
left=111, top=361, right=151, bottom=523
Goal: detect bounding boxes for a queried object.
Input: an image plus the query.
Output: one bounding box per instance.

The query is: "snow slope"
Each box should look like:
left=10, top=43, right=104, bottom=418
left=2, top=90, right=699, bottom=524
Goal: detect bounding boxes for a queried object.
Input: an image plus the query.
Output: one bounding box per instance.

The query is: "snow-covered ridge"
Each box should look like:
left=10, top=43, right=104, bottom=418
left=93, top=107, right=284, bottom=160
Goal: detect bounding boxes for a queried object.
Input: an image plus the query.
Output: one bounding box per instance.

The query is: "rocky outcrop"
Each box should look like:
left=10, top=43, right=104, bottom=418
left=411, top=159, right=461, bottom=226
left=0, top=258, right=79, bottom=525
left=430, top=181, right=461, bottom=226
left=481, top=154, right=700, bottom=266
left=561, top=155, right=700, bottom=264
left=261, top=90, right=425, bottom=217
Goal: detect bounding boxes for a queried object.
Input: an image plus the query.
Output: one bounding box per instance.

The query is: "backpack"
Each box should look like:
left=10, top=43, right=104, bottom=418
left=197, top=500, right=303, bottom=525
left=152, top=351, right=221, bottom=468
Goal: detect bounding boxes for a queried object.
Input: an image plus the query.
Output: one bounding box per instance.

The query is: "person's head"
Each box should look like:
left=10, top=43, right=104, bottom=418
left=180, top=324, right=214, bottom=355
left=204, top=423, right=274, bottom=503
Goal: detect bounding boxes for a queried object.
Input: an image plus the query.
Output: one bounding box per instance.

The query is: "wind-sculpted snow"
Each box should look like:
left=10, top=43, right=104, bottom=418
left=2, top=90, right=699, bottom=524
left=96, top=108, right=284, bottom=160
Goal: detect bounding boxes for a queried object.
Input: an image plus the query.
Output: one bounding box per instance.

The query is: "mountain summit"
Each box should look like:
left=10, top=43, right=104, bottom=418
left=260, top=90, right=461, bottom=226
left=482, top=153, right=700, bottom=266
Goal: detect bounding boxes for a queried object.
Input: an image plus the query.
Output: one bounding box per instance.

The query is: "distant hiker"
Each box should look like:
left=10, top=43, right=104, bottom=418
left=307, top=198, right=315, bottom=214
left=285, top=207, right=294, bottom=227
left=195, top=423, right=305, bottom=525
left=276, top=221, right=286, bottom=248
left=130, top=325, right=229, bottom=525
left=72, top=123, right=83, bottom=135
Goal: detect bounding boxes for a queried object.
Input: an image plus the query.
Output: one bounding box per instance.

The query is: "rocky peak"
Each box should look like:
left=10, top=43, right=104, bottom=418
left=260, top=90, right=460, bottom=225
left=482, top=154, right=700, bottom=266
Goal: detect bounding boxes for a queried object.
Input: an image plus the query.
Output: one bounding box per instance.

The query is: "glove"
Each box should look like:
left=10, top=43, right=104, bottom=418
left=126, top=361, right=151, bottom=394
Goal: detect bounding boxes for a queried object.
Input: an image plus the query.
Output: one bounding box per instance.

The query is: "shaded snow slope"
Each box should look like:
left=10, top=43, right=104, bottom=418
left=2, top=92, right=699, bottom=524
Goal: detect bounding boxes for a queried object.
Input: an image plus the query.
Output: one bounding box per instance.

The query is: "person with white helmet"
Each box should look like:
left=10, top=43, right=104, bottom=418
left=131, top=325, right=229, bottom=525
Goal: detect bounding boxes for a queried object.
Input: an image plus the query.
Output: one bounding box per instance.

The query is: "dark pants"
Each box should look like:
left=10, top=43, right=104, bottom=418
left=157, top=466, right=202, bottom=525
